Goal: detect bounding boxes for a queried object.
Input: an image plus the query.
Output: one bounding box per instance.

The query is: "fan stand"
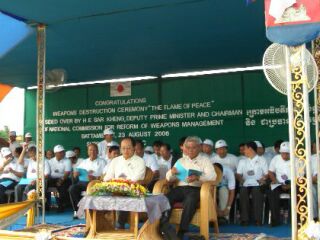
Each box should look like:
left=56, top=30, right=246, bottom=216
left=284, top=44, right=314, bottom=240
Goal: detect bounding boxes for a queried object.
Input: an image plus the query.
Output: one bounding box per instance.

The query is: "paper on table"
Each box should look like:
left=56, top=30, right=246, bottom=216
left=175, top=161, right=188, bottom=182
left=271, top=183, right=281, bottom=191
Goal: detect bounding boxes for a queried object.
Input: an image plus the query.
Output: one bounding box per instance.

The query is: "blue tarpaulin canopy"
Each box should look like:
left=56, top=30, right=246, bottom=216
left=0, top=0, right=269, bottom=87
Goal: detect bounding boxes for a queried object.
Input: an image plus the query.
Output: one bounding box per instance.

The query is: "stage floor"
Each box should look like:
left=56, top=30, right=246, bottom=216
left=7, top=209, right=291, bottom=239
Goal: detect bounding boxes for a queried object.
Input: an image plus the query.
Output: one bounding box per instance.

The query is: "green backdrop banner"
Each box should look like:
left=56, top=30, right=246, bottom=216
left=24, top=71, right=316, bottom=157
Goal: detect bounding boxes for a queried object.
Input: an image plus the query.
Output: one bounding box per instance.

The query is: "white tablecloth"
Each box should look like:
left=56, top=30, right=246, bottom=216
left=77, top=194, right=170, bottom=223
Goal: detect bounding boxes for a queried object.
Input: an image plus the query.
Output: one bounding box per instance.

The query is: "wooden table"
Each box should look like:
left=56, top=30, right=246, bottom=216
left=78, top=195, right=170, bottom=239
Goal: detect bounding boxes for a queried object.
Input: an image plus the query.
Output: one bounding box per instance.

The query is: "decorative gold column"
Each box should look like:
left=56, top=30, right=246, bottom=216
left=286, top=45, right=314, bottom=239
left=312, top=38, right=320, bottom=217
left=36, top=24, right=46, bottom=224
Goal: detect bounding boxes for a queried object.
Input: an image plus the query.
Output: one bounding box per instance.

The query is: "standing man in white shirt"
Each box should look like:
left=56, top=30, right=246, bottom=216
left=236, top=141, right=268, bottom=226
left=69, top=143, right=106, bottom=218
left=202, top=139, right=216, bottom=161
left=104, top=137, right=146, bottom=228
left=268, top=141, right=291, bottom=226
left=97, top=128, right=118, bottom=159
left=212, top=139, right=239, bottom=173
left=160, top=136, right=216, bottom=240
left=0, top=148, right=24, bottom=203
left=47, top=145, right=72, bottom=212
left=8, top=131, right=20, bottom=153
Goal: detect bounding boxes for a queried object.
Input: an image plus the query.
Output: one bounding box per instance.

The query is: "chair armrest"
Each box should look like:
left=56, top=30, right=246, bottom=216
left=200, top=181, right=216, bottom=201
left=153, top=179, right=170, bottom=194
left=86, top=180, right=101, bottom=194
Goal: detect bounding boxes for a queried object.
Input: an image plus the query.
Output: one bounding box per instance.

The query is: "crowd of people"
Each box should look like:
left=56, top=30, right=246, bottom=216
left=0, top=128, right=319, bottom=239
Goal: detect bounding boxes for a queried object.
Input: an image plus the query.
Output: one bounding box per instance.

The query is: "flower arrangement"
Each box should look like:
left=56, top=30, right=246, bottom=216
left=89, top=179, right=148, bottom=198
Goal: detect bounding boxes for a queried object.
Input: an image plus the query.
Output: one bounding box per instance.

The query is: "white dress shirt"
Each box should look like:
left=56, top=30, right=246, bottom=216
left=212, top=153, right=239, bottom=172
left=97, top=140, right=118, bottom=159
left=237, top=155, right=268, bottom=187
left=219, top=165, right=236, bottom=190
left=9, top=141, right=20, bottom=153
left=143, top=153, right=159, bottom=172
left=26, top=159, right=51, bottom=179
left=48, top=157, right=71, bottom=178
left=76, top=157, right=106, bottom=177
left=166, top=154, right=216, bottom=187
left=158, top=155, right=173, bottom=179
left=104, top=154, right=146, bottom=182
left=269, top=155, right=291, bottom=184
left=0, top=157, right=24, bottom=182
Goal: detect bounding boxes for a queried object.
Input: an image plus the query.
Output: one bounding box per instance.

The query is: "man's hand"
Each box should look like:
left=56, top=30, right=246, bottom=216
left=281, top=184, right=290, bottom=191
left=222, top=207, right=231, bottom=216
left=30, top=180, right=36, bottom=185
left=57, top=178, right=64, bottom=187
left=258, top=177, right=266, bottom=185
left=22, top=142, right=29, bottom=150
left=88, top=174, right=95, bottom=181
left=171, top=167, right=178, bottom=175
left=186, top=175, right=199, bottom=183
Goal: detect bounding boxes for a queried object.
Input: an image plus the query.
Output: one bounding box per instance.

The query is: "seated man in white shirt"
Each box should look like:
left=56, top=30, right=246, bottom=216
left=69, top=143, right=106, bottom=218
left=214, top=163, right=235, bottom=222
left=102, top=145, right=120, bottom=177
left=236, top=141, right=268, bottom=226
left=47, top=145, right=72, bottom=212
left=104, top=137, right=146, bottom=228
left=0, top=147, right=24, bottom=203
left=160, top=136, right=216, bottom=240
left=135, top=139, right=159, bottom=191
left=158, top=143, right=176, bottom=179
left=152, top=140, right=163, bottom=163
left=268, top=141, right=291, bottom=226
left=212, top=139, right=239, bottom=172
left=16, top=144, right=50, bottom=201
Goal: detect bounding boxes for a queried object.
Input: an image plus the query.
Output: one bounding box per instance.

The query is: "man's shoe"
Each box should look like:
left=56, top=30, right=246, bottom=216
left=240, top=221, right=248, bottom=226
left=177, top=230, right=185, bottom=240
left=73, top=211, right=79, bottom=220
left=159, top=222, right=179, bottom=240
left=255, top=221, right=262, bottom=226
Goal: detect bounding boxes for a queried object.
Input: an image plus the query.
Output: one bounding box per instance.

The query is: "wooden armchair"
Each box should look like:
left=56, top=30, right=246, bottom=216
left=152, top=165, right=222, bottom=240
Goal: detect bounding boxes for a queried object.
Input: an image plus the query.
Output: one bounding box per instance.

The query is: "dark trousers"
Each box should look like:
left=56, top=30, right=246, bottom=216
left=69, top=181, right=88, bottom=211
left=15, top=184, right=26, bottom=202
left=46, top=178, right=71, bottom=209
left=0, top=178, right=18, bottom=203
left=162, top=186, right=200, bottom=232
left=239, top=186, right=264, bottom=223
left=268, top=186, right=290, bottom=225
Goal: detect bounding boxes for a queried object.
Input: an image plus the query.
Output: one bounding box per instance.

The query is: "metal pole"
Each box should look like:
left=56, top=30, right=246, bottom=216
left=286, top=45, right=297, bottom=239
left=301, top=44, right=314, bottom=222
left=36, top=24, right=46, bottom=224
